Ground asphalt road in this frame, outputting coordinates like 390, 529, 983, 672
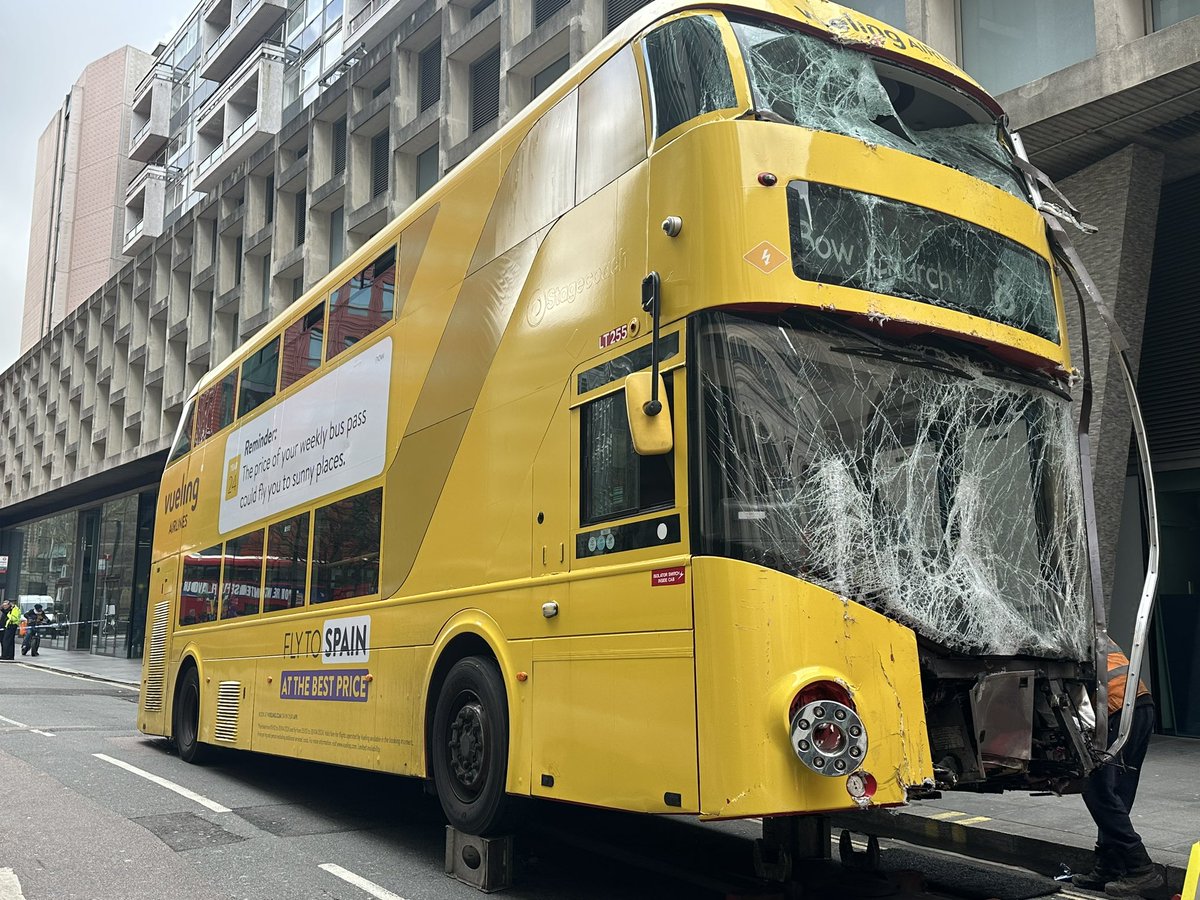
0, 662, 1081, 900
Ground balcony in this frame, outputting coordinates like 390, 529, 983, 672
345, 0, 416, 49
200, 0, 289, 83
195, 43, 286, 192
123, 164, 169, 255
129, 63, 174, 161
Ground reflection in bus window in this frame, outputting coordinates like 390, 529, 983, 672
180, 545, 221, 625
311, 489, 382, 602
264, 513, 310, 612
195, 372, 237, 444
580, 376, 675, 525
221, 530, 265, 619
643, 16, 737, 137
281, 303, 325, 390
168, 401, 196, 464
327, 248, 396, 361
239, 338, 280, 418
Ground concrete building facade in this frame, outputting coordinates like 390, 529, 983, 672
1, 0, 1198, 732
21, 45, 154, 354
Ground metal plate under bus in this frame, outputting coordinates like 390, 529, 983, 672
445, 827, 513, 893
969, 670, 1035, 774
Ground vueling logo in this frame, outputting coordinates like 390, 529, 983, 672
164, 475, 201, 514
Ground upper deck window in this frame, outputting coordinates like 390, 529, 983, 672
729, 16, 1025, 197
239, 337, 280, 418
194, 371, 237, 445
281, 302, 324, 390
326, 247, 396, 362
643, 16, 737, 137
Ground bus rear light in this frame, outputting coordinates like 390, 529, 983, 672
846, 771, 877, 802
790, 693, 868, 777
789, 680, 856, 722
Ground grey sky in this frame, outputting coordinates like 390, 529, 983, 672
0, 2, 184, 373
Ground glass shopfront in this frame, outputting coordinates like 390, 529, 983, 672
0, 487, 157, 659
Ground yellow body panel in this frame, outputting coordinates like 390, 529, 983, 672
139, 0, 1066, 824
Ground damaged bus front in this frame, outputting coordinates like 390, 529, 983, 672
642, 1, 1158, 798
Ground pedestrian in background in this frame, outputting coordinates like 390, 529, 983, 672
0, 599, 20, 660
1072, 639, 1162, 896
21, 603, 45, 657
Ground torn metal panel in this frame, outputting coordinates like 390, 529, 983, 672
695, 313, 1092, 660
730, 17, 1025, 196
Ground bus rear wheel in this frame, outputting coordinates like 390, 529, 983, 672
174, 667, 210, 764
431, 656, 511, 835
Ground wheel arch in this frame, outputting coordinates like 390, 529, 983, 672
168, 646, 205, 740
422, 612, 519, 785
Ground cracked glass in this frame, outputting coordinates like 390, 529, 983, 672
729, 16, 1026, 197
788, 181, 1059, 341
694, 312, 1091, 659
643, 15, 737, 137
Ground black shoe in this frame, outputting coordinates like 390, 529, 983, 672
1104, 866, 1164, 896
20, 649, 27, 656
1073, 867, 1119, 890
30, 652, 39, 657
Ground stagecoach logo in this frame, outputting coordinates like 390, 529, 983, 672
281, 615, 371, 664
526, 247, 627, 327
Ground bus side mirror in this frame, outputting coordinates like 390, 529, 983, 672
625, 372, 672, 455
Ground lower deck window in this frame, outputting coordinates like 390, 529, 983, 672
180, 545, 221, 626
311, 488, 383, 602
221, 530, 265, 619
264, 512, 310, 612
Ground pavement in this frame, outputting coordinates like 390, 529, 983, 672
8, 647, 1198, 891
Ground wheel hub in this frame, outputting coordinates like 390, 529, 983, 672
448, 700, 485, 789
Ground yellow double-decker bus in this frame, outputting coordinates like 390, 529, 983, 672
140, 0, 1116, 836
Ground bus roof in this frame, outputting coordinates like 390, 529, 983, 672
190, 0, 998, 401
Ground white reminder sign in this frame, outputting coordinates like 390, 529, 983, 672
218, 337, 392, 535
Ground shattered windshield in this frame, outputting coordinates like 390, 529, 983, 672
694, 312, 1091, 659
729, 16, 1025, 197
788, 181, 1059, 341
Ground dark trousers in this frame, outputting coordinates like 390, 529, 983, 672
21, 626, 40, 655
0, 624, 16, 660
1082, 701, 1155, 858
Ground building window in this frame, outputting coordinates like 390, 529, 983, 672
840, 0, 904, 26
959, 0, 1096, 95
265, 174, 275, 223
329, 206, 345, 267
332, 119, 347, 177
416, 144, 439, 197
535, 0, 570, 27
1151, 0, 1200, 29
470, 0, 496, 17
419, 40, 441, 111
605, 0, 652, 33
533, 54, 570, 97
294, 192, 307, 247
471, 47, 501, 132
371, 131, 389, 199
260, 252, 272, 311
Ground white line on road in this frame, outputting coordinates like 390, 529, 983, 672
18, 664, 138, 690
0, 714, 29, 728
319, 863, 408, 900
28, 729, 55, 737
93, 753, 230, 813
0, 867, 26, 900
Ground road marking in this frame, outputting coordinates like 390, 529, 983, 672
0, 867, 26, 900
929, 810, 966, 820
319, 864, 407, 900
18, 664, 138, 691
0, 715, 29, 729
93, 753, 230, 813
0, 715, 53, 737
28, 729, 55, 738
955, 815, 991, 825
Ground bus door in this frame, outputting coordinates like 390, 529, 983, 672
529, 334, 699, 813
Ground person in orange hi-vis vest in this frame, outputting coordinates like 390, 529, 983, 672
1072, 639, 1162, 897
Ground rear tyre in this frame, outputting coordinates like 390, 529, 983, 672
173, 667, 211, 764
431, 656, 511, 835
